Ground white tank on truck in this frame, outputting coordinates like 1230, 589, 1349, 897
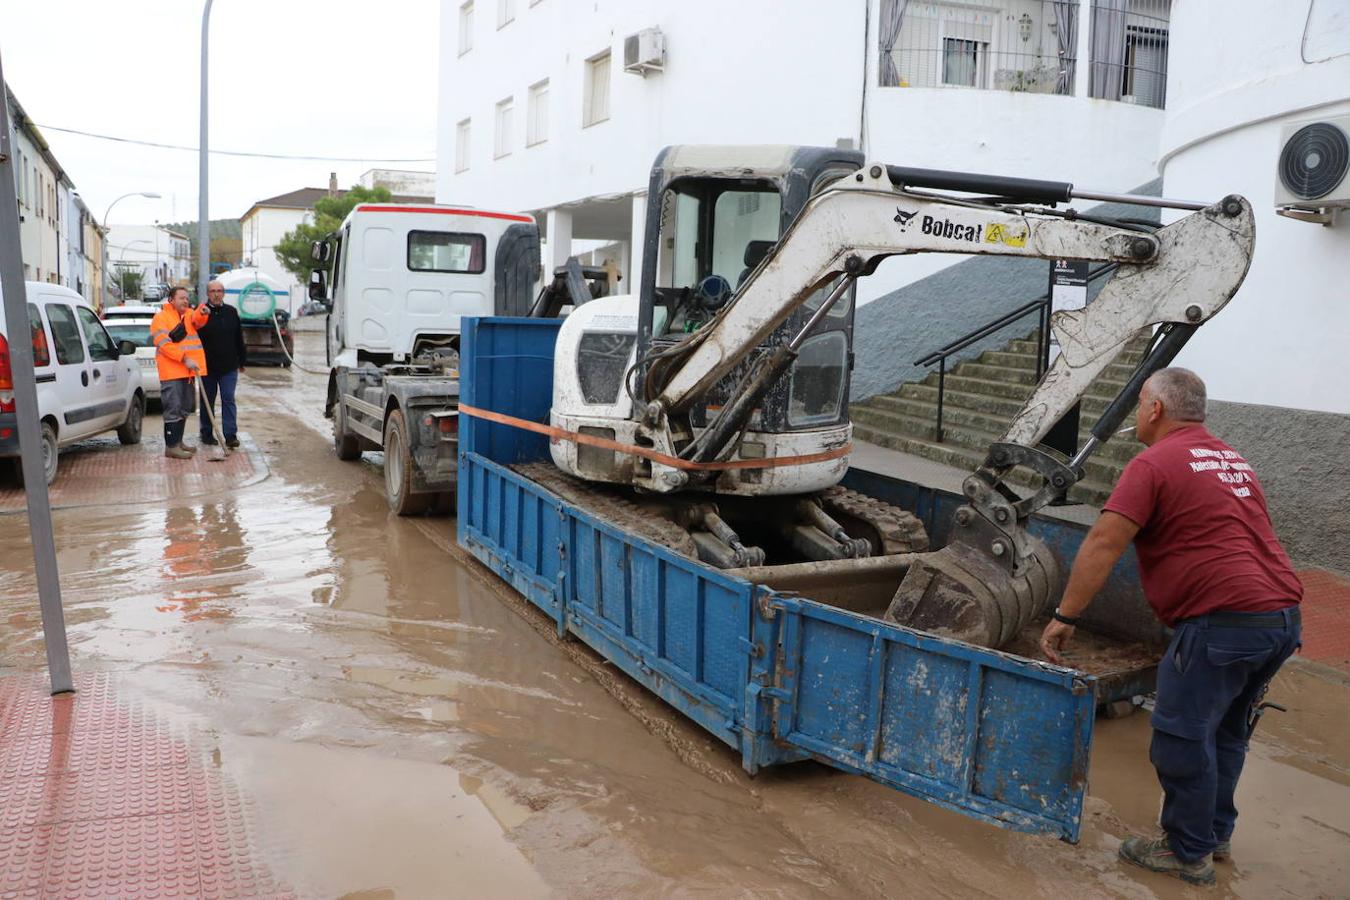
212, 268, 295, 366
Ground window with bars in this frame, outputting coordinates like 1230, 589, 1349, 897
527, 80, 549, 146
583, 51, 611, 127
494, 97, 514, 158
455, 118, 472, 172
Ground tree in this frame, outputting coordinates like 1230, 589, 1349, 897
273, 185, 393, 283
116, 269, 143, 301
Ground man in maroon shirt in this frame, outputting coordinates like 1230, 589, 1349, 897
1040, 368, 1301, 886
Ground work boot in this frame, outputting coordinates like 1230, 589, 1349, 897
1213, 840, 1232, 862
182, 443, 198, 455
225, 435, 240, 450
1119, 835, 1216, 885
164, 445, 193, 460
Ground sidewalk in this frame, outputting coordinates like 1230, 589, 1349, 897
0, 672, 293, 899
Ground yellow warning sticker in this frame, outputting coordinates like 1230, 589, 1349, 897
985, 223, 1029, 248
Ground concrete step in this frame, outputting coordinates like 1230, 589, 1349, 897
954, 362, 1040, 385
851, 408, 1124, 486
853, 426, 1115, 506
886, 385, 1027, 419
979, 349, 1039, 370
937, 374, 1037, 401
857, 395, 1011, 434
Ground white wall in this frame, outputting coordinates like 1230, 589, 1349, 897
106, 225, 192, 289
241, 207, 309, 295
1161, 1, 1350, 414
437, 0, 1171, 310
436, 0, 865, 214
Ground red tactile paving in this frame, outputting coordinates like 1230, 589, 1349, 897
1297, 568, 1350, 672
0, 435, 266, 515
0, 672, 295, 899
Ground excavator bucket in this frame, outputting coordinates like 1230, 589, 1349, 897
885, 516, 1060, 649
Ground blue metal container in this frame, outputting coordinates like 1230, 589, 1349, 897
457, 317, 1154, 843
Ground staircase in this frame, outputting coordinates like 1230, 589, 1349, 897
850, 330, 1153, 506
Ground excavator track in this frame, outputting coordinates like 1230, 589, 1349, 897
818, 485, 930, 556
513, 463, 699, 558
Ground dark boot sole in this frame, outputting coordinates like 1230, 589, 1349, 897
1120, 848, 1216, 885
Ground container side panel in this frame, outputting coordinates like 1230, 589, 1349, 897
459, 317, 562, 465
629, 550, 662, 652
702, 582, 750, 703
599, 531, 629, 632
661, 565, 700, 679
792, 618, 873, 756
879, 649, 970, 787
973, 670, 1086, 819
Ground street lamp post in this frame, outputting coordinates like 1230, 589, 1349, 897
198, 0, 215, 305
102, 191, 160, 307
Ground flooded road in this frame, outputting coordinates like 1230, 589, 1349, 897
2, 330, 1348, 898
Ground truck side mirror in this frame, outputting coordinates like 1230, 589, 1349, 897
308, 269, 329, 303
310, 240, 331, 263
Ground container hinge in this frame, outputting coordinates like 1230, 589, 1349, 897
758, 686, 792, 702
738, 637, 763, 659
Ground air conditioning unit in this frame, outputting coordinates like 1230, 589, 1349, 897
623, 28, 665, 76
1274, 116, 1350, 224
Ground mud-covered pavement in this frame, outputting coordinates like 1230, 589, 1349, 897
2, 331, 1348, 899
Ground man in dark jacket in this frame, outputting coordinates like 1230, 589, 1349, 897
196, 280, 247, 449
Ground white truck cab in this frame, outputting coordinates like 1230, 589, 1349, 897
314, 204, 540, 514
319, 204, 540, 370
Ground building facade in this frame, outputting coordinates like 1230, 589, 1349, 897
1159, 0, 1350, 572
5, 83, 105, 308
105, 225, 191, 297
436, 0, 1170, 303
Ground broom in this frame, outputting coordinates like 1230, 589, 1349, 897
195, 376, 228, 462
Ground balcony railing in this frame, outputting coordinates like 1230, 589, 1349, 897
878, 0, 1170, 109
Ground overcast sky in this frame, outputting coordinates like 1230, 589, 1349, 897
2, 0, 440, 228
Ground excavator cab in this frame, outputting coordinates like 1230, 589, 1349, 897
636, 146, 866, 450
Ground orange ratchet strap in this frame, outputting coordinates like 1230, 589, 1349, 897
457, 404, 851, 472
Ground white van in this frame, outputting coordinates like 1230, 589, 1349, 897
0, 282, 146, 484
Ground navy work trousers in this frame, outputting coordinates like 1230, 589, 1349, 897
199, 369, 239, 442
1149, 607, 1300, 862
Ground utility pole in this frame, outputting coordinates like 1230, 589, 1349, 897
198, 0, 214, 304
0, 51, 73, 694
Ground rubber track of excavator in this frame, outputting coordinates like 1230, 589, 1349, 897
513, 462, 699, 557
818, 485, 931, 556
515, 463, 930, 565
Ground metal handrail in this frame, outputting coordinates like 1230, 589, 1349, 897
911, 263, 1117, 443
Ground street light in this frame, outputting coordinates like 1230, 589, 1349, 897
101, 191, 161, 310
198, 0, 215, 306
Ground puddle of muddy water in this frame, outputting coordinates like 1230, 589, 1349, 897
3, 330, 1349, 898
217, 734, 550, 898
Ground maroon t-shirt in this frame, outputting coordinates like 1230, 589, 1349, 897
1103, 424, 1302, 625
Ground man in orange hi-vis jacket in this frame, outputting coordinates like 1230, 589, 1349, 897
150, 286, 210, 459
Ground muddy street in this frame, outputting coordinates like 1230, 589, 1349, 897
2, 330, 1348, 899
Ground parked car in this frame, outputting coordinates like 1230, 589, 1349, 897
0, 282, 146, 484
142, 283, 166, 302
101, 304, 161, 401
296, 300, 327, 317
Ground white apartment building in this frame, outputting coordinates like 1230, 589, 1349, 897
106, 225, 191, 294
437, 0, 1170, 302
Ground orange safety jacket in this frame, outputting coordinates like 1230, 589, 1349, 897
151, 303, 210, 382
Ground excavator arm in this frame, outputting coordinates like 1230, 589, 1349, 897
637, 163, 1254, 501
630, 162, 1254, 648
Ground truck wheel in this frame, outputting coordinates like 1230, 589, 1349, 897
117, 394, 145, 445
384, 409, 429, 516
333, 401, 362, 460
